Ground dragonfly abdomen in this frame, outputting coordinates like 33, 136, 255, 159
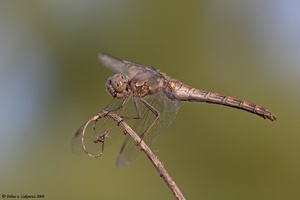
169, 80, 277, 121
203, 92, 276, 121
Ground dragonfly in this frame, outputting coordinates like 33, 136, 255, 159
72, 53, 277, 168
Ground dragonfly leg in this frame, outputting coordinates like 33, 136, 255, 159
120, 96, 141, 120
138, 98, 160, 142
113, 96, 143, 128
105, 96, 129, 112
105, 96, 142, 128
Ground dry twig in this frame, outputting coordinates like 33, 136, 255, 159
108, 112, 185, 200
81, 111, 186, 200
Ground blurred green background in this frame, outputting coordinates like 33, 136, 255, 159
1, 1, 299, 200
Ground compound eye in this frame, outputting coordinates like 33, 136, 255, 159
109, 74, 127, 93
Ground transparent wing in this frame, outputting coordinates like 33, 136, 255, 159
116, 91, 181, 168
99, 53, 148, 79
71, 96, 154, 157
71, 98, 135, 157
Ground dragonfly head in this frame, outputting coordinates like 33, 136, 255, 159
106, 74, 128, 99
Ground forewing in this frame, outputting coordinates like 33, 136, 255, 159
99, 53, 146, 79
71, 95, 152, 157
71, 98, 130, 157
116, 91, 181, 168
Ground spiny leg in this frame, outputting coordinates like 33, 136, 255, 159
105, 96, 129, 113
120, 96, 141, 120
138, 97, 160, 142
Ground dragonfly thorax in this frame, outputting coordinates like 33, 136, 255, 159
106, 74, 128, 99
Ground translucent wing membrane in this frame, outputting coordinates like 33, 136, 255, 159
115, 92, 180, 168
71, 99, 127, 157
71, 118, 122, 157
71, 92, 180, 167
99, 53, 146, 80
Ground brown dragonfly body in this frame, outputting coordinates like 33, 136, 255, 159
73, 53, 277, 168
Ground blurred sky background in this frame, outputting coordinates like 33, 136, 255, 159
0, 1, 299, 200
